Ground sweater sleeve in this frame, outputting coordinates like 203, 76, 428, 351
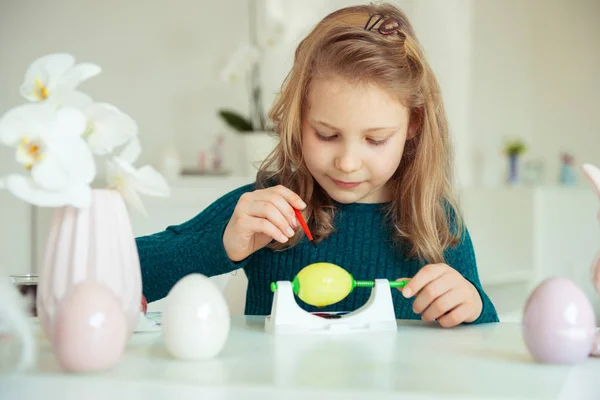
444, 225, 500, 324
136, 184, 255, 303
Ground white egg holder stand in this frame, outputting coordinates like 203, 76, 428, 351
265, 279, 398, 335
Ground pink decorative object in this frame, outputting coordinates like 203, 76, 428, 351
198, 151, 206, 172
37, 189, 142, 340
523, 277, 596, 364
561, 152, 575, 166
211, 135, 225, 171
52, 281, 127, 372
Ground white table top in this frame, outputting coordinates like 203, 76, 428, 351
2, 316, 600, 400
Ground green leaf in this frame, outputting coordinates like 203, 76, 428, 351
218, 110, 253, 132
504, 140, 527, 155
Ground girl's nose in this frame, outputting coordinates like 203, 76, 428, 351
334, 146, 362, 173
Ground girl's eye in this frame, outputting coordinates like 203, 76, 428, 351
368, 138, 388, 146
316, 132, 337, 141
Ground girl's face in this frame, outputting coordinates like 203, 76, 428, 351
301, 76, 410, 204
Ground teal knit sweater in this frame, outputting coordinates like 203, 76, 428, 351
136, 183, 499, 324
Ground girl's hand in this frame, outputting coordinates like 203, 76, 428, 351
398, 264, 483, 328
223, 185, 307, 262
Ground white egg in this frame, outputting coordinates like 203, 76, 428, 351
162, 273, 231, 360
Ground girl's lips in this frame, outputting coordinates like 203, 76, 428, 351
331, 178, 361, 189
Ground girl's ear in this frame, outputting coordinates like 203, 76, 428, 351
407, 123, 418, 140
407, 107, 423, 140
583, 164, 600, 198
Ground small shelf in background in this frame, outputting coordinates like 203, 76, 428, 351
180, 168, 232, 177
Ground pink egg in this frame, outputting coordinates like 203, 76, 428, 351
523, 276, 596, 364
52, 281, 128, 372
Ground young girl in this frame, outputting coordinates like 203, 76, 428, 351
137, 3, 499, 327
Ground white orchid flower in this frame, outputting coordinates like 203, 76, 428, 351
57, 93, 139, 155
2, 175, 92, 208
119, 136, 141, 163
106, 139, 170, 215
220, 45, 260, 84
265, 0, 284, 22
0, 103, 95, 208
259, 22, 285, 48
19, 53, 101, 105
260, 0, 285, 48
84, 103, 138, 155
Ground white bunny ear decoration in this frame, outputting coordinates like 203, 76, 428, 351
0, 277, 36, 372
583, 163, 600, 299
582, 163, 600, 198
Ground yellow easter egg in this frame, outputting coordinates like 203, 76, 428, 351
295, 263, 354, 307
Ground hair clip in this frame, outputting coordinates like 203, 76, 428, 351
364, 14, 402, 36
364, 14, 385, 31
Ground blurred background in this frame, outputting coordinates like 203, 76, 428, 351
1, 0, 599, 321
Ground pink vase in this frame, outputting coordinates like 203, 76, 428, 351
37, 189, 141, 340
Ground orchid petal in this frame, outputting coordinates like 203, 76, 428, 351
51, 137, 96, 184
52, 107, 87, 139
119, 138, 141, 164
265, 0, 284, 21
120, 184, 147, 216
85, 103, 138, 155
110, 156, 138, 176
58, 63, 101, 91
0, 103, 55, 146
131, 165, 170, 197
4, 174, 91, 208
62, 91, 94, 111
220, 45, 259, 83
105, 157, 169, 214
105, 158, 146, 215
110, 158, 170, 196
105, 158, 120, 183
259, 22, 285, 48
19, 53, 75, 102
31, 152, 69, 190
15, 143, 38, 166
63, 183, 93, 208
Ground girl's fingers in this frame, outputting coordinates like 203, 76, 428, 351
402, 264, 446, 299
250, 190, 299, 229
411, 272, 453, 314
420, 289, 463, 322
271, 185, 307, 210
245, 201, 296, 238
243, 215, 289, 243
437, 304, 471, 328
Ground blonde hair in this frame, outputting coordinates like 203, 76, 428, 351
257, 3, 463, 264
